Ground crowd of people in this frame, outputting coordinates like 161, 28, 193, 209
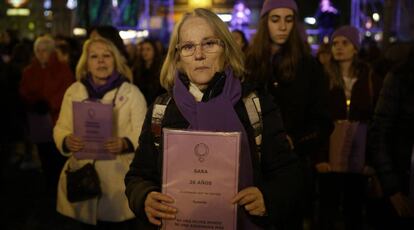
1, 0, 413, 229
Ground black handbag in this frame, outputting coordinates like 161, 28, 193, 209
66, 161, 102, 203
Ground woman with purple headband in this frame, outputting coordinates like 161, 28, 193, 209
318, 25, 382, 230
246, 0, 333, 228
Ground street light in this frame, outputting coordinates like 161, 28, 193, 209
189, 0, 212, 8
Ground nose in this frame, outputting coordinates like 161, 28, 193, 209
279, 20, 287, 31
194, 45, 205, 60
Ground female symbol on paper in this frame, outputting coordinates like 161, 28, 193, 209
194, 143, 209, 162
88, 108, 96, 119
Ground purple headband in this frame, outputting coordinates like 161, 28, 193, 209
331, 25, 361, 49
260, 0, 298, 17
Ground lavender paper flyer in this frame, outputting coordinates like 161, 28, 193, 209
162, 129, 240, 230
72, 101, 114, 160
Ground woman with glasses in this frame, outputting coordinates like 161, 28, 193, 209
125, 8, 304, 230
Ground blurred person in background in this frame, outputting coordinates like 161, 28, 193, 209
317, 25, 382, 230
316, 43, 331, 66
132, 39, 165, 106
0, 29, 19, 63
89, 25, 130, 66
231, 29, 249, 53
3, 41, 36, 169
19, 35, 74, 206
368, 45, 414, 230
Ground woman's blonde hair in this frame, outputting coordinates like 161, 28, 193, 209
160, 8, 245, 91
76, 37, 132, 81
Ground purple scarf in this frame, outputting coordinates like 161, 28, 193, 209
173, 69, 262, 230
83, 71, 126, 100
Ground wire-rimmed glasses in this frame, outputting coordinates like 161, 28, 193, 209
176, 38, 224, 57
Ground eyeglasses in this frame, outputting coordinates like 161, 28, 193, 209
176, 39, 224, 57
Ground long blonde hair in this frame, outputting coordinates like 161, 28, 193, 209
76, 37, 132, 81
160, 8, 245, 91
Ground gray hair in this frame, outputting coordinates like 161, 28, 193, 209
34, 35, 55, 52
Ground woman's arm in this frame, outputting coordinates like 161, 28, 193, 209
260, 94, 305, 227
124, 104, 163, 221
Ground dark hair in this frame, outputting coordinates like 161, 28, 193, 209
89, 25, 129, 61
11, 41, 33, 65
231, 29, 249, 52
324, 52, 369, 90
133, 39, 163, 82
246, 12, 307, 84
56, 43, 70, 56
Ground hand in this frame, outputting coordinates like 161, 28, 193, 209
231, 186, 266, 216
315, 162, 331, 173
104, 137, 126, 154
144, 191, 177, 226
65, 134, 84, 152
390, 192, 414, 217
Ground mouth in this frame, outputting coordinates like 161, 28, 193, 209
276, 35, 288, 39
97, 67, 108, 71
194, 66, 209, 71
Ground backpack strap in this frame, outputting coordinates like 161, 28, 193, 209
150, 92, 263, 156
243, 92, 263, 159
151, 94, 172, 148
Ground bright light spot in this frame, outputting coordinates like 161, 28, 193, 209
389, 37, 397, 43
119, 30, 137, 40
137, 30, 149, 38
119, 30, 149, 40
7, 0, 28, 8
73, 27, 87, 36
307, 36, 315, 44
217, 14, 232, 22
372, 13, 380, 22
66, 0, 77, 10
44, 10, 52, 17
43, 0, 51, 9
189, 0, 212, 8
304, 17, 316, 25
112, 0, 118, 7
365, 19, 373, 29
374, 33, 382, 41
323, 36, 329, 44
28, 22, 35, 30
7, 8, 30, 16
365, 31, 372, 37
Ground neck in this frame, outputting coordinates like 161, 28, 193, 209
92, 76, 107, 86
271, 43, 281, 55
145, 60, 153, 68
339, 60, 352, 78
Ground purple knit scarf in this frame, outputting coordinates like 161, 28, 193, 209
84, 71, 126, 100
173, 69, 262, 230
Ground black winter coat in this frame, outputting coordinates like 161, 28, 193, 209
368, 62, 414, 197
267, 56, 333, 163
125, 86, 304, 229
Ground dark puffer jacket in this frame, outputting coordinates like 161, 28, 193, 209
125, 83, 304, 229
368, 60, 414, 197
